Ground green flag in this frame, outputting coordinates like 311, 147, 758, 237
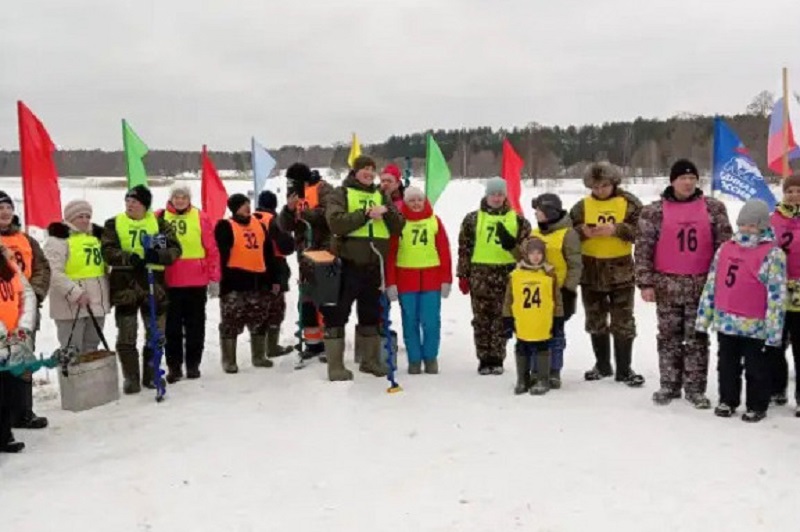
122, 119, 149, 189
425, 133, 451, 206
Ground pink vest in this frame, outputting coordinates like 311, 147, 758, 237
714, 241, 772, 319
770, 211, 800, 279
654, 198, 714, 275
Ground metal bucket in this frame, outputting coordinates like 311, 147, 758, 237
58, 350, 120, 412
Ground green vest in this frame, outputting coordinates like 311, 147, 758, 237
164, 208, 205, 260
346, 188, 389, 239
65, 233, 106, 280
397, 216, 440, 269
115, 212, 164, 271
471, 210, 518, 265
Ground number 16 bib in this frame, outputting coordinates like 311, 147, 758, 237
654, 198, 713, 275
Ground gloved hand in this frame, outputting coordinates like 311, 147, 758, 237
144, 248, 160, 265
386, 285, 399, 302
458, 277, 470, 295
695, 330, 709, 342
12, 328, 34, 351
495, 223, 518, 251
503, 317, 515, 340
129, 253, 145, 271
561, 288, 577, 321
207, 282, 220, 299
440, 283, 452, 299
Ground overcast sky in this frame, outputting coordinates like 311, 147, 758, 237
1, 0, 799, 151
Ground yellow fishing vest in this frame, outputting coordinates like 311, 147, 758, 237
531, 227, 568, 287
472, 210, 518, 265
65, 232, 106, 280
397, 216, 440, 269
115, 212, 164, 271
164, 208, 205, 260
346, 189, 389, 239
510, 268, 555, 342
581, 196, 632, 259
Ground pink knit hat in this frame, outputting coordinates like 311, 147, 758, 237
63, 199, 92, 223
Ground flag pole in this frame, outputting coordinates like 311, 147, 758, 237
782, 67, 791, 178
122, 119, 131, 190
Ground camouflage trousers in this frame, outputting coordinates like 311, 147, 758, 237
219, 290, 270, 338
116, 304, 167, 368
581, 286, 636, 339
656, 301, 709, 394
469, 270, 510, 364
266, 291, 287, 328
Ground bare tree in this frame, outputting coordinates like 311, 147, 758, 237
746, 90, 775, 117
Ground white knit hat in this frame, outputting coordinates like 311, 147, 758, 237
404, 186, 425, 201
63, 199, 92, 222
169, 183, 192, 200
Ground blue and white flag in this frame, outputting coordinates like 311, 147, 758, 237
712, 117, 776, 210
252, 137, 276, 195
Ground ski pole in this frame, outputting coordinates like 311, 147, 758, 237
368, 222, 402, 393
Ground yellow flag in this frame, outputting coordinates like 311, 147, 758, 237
347, 132, 362, 168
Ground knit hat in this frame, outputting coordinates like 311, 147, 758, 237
532, 193, 562, 221
286, 163, 312, 183
669, 159, 699, 182
63, 199, 92, 223
227, 193, 250, 215
352, 156, 376, 173
169, 183, 192, 200
523, 237, 547, 259
485, 177, 507, 197
736, 199, 771, 231
0, 191, 14, 211
404, 186, 425, 201
125, 185, 153, 210
583, 162, 622, 188
783, 173, 800, 191
381, 164, 402, 182
257, 190, 278, 211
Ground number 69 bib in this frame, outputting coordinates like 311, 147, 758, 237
654, 198, 713, 275
714, 241, 771, 319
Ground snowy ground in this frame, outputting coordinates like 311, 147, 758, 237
1, 177, 799, 532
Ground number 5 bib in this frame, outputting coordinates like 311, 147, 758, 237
714, 241, 772, 319
654, 198, 713, 275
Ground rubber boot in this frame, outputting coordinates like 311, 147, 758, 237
585, 334, 613, 381
358, 329, 388, 377
514, 354, 530, 395
119, 350, 141, 394
166, 365, 183, 384
221, 337, 239, 374
408, 362, 422, 375
267, 327, 294, 358
423, 359, 439, 374
251, 334, 273, 368
613, 336, 644, 387
325, 331, 353, 381
530, 351, 551, 395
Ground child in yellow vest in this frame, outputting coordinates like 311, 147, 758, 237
502, 238, 561, 395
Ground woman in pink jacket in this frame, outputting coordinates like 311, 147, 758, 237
156, 184, 221, 382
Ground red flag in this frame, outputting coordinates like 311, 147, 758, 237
501, 138, 524, 215
17, 101, 61, 228
201, 145, 227, 220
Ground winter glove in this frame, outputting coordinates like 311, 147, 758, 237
503, 317, 515, 340
695, 330, 709, 342
386, 285, 399, 302
440, 283, 452, 299
458, 277, 470, 295
144, 248, 160, 265
207, 282, 220, 299
561, 288, 577, 321
128, 253, 145, 271
495, 223, 518, 251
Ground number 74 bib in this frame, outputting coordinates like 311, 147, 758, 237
397, 216, 440, 269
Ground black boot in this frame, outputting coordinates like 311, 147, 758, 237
1, 437, 25, 453
585, 334, 613, 381
514, 354, 530, 395
12, 380, 48, 430
613, 336, 644, 387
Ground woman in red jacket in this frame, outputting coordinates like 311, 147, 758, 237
387, 187, 452, 374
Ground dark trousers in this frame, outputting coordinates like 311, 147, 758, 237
773, 311, 800, 400
0, 372, 17, 445
322, 262, 381, 329
717, 333, 771, 412
165, 287, 208, 371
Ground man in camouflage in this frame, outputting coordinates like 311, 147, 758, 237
636, 160, 732, 407
571, 162, 644, 386
457, 177, 532, 375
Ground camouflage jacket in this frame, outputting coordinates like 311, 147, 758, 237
635, 187, 732, 304
570, 188, 642, 290
278, 179, 336, 253
531, 212, 583, 293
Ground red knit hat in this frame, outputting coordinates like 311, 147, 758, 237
381, 164, 402, 181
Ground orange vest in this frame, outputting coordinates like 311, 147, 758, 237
0, 270, 23, 332
254, 212, 285, 259
300, 183, 320, 210
0, 233, 33, 280
227, 217, 266, 272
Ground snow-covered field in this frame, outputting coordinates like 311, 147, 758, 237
1, 176, 798, 532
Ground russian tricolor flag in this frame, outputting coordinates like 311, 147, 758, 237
767, 97, 800, 175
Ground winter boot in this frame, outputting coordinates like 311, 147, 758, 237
357, 327, 388, 377
267, 327, 294, 358
771, 392, 789, 406
251, 334, 274, 368
685, 392, 712, 410
714, 403, 735, 418
325, 330, 353, 381
0, 439, 25, 453
221, 337, 239, 374
166, 365, 183, 384
514, 354, 531, 395
408, 362, 422, 375
742, 410, 767, 423
585, 334, 614, 381
549, 369, 562, 390
423, 359, 439, 375
613, 336, 644, 387
530, 351, 552, 395
652, 388, 681, 406
185, 366, 201, 379
119, 350, 141, 394
12, 379, 48, 430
